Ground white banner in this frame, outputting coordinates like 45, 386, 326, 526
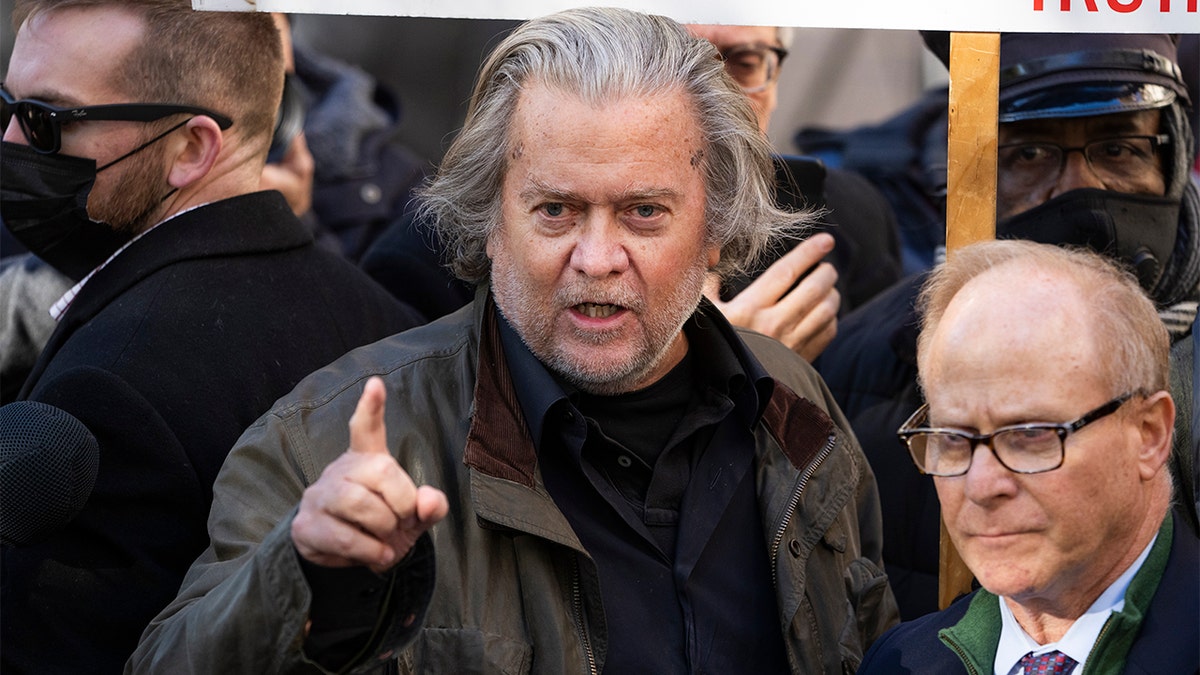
193, 0, 1198, 32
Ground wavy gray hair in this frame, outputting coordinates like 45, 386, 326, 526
417, 6, 807, 284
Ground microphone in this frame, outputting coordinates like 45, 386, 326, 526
1, 401, 99, 546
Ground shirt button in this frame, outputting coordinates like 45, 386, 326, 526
617, 455, 632, 468
788, 539, 803, 558
360, 183, 383, 204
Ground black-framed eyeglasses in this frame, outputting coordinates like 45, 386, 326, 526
718, 43, 788, 94
897, 393, 1137, 477
997, 134, 1168, 193
1, 85, 233, 155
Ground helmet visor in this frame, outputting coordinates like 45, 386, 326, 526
1000, 82, 1177, 123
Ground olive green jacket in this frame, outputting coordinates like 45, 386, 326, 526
129, 292, 899, 674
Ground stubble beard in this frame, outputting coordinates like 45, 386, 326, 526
90, 138, 170, 235
492, 257, 709, 396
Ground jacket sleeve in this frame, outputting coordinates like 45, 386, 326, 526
766, 334, 891, 570
803, 362, 901, 651
126, 408, 436, 674
740, 328, 901, 660
820, 365, 902, 649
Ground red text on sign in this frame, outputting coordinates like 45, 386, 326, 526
1034, 0, 1196, 11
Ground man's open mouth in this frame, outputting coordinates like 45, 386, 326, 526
576, 303, 620, 319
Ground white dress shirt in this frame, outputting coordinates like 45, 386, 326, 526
994, 534, 1157, 675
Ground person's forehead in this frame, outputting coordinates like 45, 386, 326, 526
509, 83, 702, 150
503, 84, 708, 210
925, 268, 1108, 424
930, 264, 1098, 372
999, 108, 1161, 140
686, 24, 778, 49
953, 263, 1086, 322
8, 5, 143, 104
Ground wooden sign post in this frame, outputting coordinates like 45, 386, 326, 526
938, 30, 1001, 609
946, 32, 999, 252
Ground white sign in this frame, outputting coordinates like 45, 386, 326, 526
193, 0, 1198, 32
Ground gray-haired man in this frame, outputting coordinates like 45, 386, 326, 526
131, 7, 897, 674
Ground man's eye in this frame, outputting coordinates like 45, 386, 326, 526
1002, 427, 1059, 451
1014, 144, 1055, 163
928, 433, 972, 454
1093, 141, 1145, 161
998, 144, 1059, 175
633, 204, 658, 218
541, 203, 565, 217
727, 54, 763, 74
1099, 142, 1128, 156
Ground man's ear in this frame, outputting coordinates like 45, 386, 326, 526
165, 115, 224, 189
1134, 390, 1175, 481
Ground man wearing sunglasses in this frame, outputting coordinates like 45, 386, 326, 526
858, 240, 1197, 674
0, 1, 421, 672
814, 32, 1200, 621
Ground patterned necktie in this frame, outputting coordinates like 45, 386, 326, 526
1019, 650, 1078, 675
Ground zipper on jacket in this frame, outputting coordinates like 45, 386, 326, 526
1083, 613, 1117, 670
942, 635, 983, 675
769, 432, 836, 589
571, 558, 599, 675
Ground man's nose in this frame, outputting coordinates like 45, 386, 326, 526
570, 213, 629, 278
1052, 148, 1106, 196
2, 122, 29, 146
961, 441, 1019, 503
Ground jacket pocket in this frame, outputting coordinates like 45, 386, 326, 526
395, 627, 532, 675
840, 555, 896, 663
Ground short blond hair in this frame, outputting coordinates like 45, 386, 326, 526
14, 0, 283, 153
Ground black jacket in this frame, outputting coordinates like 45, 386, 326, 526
1, 191, 422, 674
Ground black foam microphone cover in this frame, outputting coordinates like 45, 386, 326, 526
1, 401, 99, 546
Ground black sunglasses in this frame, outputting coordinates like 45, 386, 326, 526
1, 85, 233, 155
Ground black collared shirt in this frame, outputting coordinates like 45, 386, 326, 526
498, 302, 790, 674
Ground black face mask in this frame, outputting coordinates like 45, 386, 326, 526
1, 119, 186, 281
0, 142, 134, 281
997, 187, 1180, 293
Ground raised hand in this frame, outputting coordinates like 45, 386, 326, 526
705, 232, 840, 362
291, 377, 449, 574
